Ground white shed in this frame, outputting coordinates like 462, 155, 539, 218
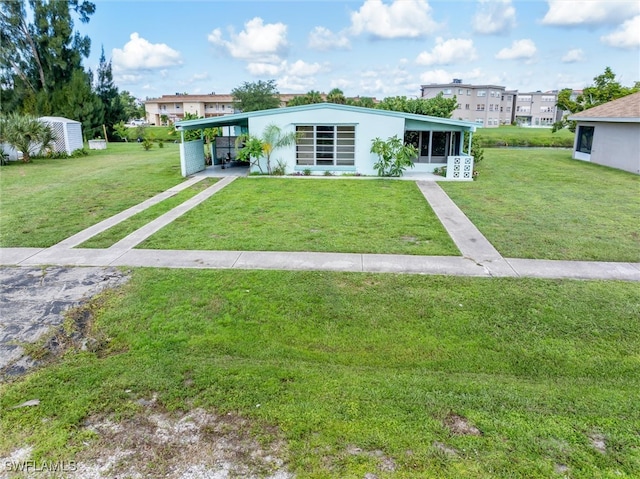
39, 116, 84, 155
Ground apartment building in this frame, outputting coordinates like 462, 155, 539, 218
420, 80, 562, 128
514, 91, 563, 126
144, 93, 303, 125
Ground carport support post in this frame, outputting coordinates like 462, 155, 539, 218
467, 131, 472, 155
179, 129, 186, 177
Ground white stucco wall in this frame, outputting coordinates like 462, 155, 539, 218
574, 121, 640, 174
247, 108, 405, 175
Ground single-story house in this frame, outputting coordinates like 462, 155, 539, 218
174, 103, 478, 180
568, 92, 640, 175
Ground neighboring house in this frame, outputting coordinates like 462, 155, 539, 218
175, 103, 477, 180
144, 93, 307, 125
568, 92, 640, 175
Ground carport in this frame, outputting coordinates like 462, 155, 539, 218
175, 112, 251, 176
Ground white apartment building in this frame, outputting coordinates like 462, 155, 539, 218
514, 91, 563, 126
420, 80, 562, 128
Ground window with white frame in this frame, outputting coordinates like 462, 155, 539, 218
458, 89, 465, 95
296, 125, 355, 166
477, 90, 486, 97
476, 104, 485, 111
518, 95, 531, 102
443, 88, 452, 95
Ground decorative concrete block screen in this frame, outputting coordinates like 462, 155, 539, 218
180, 139, 205, 176
446, 156, 474, 181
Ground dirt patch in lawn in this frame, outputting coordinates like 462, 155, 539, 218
1, 404, 293, 478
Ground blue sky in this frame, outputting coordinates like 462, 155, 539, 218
76, 0, 640, 100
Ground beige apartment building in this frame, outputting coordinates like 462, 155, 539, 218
144, 93, 303, 125
421, 80, 562, 128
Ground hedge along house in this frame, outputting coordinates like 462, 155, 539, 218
568, 92, 640, 175
174, 103, 477, 180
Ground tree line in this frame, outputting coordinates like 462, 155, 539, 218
230, 79, 460, 118
1, 0, 143, 141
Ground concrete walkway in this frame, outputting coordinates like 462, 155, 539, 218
1, 176, 639, 281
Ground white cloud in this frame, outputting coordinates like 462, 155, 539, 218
419, 69, 452, 85
112, 33, 182, 71
542, 0, 640, 26
288, 60, 324, 77
190, 72, 210, 81
561, 48, 585, 63
415, 38, 477, 66
246, 62, 282, 76
208, 17, 289, 63
277, 75, 317, 92
495, 39, 537, 60
350, 0, 440, 39
472, 0, 516, 34
601, 15, 640, 49
308, 26, 351, 51
330, 78, 354, 90
247, 59, 325, 79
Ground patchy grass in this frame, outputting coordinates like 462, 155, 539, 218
441, 148, 640, 261
0, 269, 638, 478
475, 126, 575, 148
138, 178, 460, 255
79, 178, 218, 249
0, 143, 183, 247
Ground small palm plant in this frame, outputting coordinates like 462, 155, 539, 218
0, 113, 56, 163
236, 124, 300, 174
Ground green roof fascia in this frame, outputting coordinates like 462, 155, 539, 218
175, 103, 477, 131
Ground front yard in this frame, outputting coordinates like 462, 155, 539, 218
137, 178, 459, 256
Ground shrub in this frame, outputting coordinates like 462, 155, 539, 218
370, 135, 417, 177
272, 159, 287, 176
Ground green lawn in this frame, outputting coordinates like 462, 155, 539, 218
1, 269, 638, 478
79, 177, 218, 248
0, 143, 184, 247
475, 126, 575, 148
138, 178, 460, 256
441, 149, 640, 262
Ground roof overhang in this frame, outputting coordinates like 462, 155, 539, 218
567, 116, 640, 123
175, 104, 477, 132
175, 112, 250, 131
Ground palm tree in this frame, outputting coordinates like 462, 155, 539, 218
305, 90, 324, 104
326, 88, 346, 104
236, 124, 300, 174
0, 113, 55, 163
